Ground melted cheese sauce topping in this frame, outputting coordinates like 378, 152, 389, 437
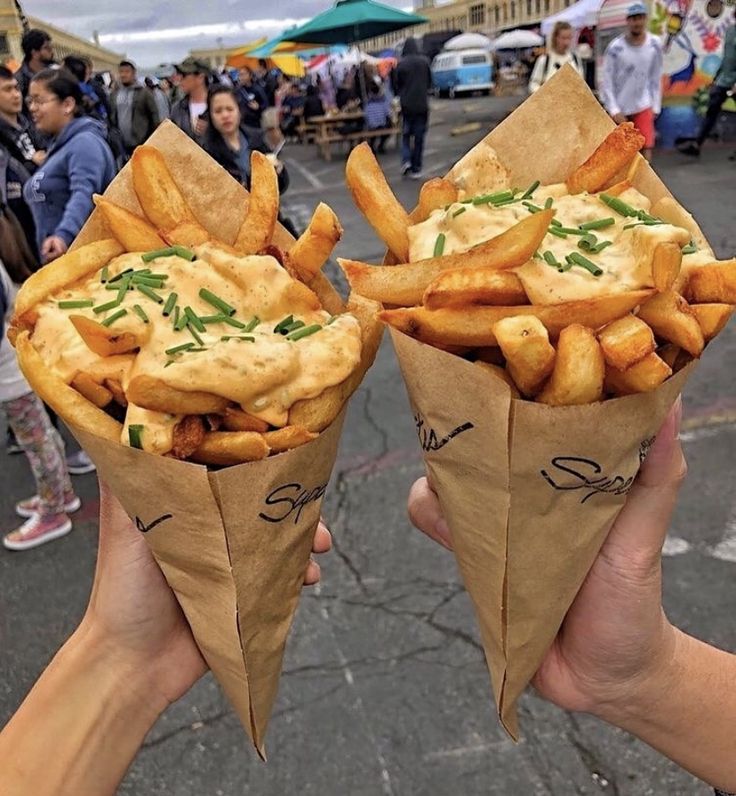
408, 184, 695, 304
32, 246, 362, 453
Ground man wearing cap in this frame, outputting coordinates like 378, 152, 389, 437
110, 61, 160, 156
169, 57, 210, 145
601, 3, 663, 160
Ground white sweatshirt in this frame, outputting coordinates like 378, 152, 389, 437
600, 32, 663, 117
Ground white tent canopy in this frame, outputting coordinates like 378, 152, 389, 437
541, 0, 604, 35
490, 29, 544, 49
443, 32, 494, 51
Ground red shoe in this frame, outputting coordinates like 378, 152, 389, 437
15, 493, 81, 519
3, 514, 72, 551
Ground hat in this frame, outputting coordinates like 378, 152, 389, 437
175, 57, 210, 75
626, 2, 648, 16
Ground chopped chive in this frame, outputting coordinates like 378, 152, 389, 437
101, 308, 128, 327
141, 247, 177, 262
544, 197, 553, 209
174, 308, 189, 331
139, 272, 167, 279
220, 335, 255, 342
282, 319, 305, 334
116, 280, 130, 304
187, 347, 208, 352
493, 197, 517, 207
326, 315, 337, 325
220, 315, 247, 329
592, 240, 613, 254
165, 342, 195, 355
549, 218, 562, 227
433, 233, 446, 257
199, 287, 235, 316
580, 217, 615, 230
187, 324, 204, 346
100, 266, 109, 283
164, 359, 176, 368
636, 209, 658, 223
128, 424, 144, 449
520, 180, 540, 200
172, 305, 181, 329
578, 233, 598, 252
93, 298, 123, 314
452, 207, 467, 218
108, 268, 134, 284
243, 316, 261, 332
623, 220, 664, 230
556, 227, 587, 236
199, 314, 247, 329
599, 193, 637, 217
522, 201, 542, 213
543, 250, 560, 267
136, 284, 164, 303
184, 306, 206, 332
533, 250, 542, 259
132, 304, 149, 323
131, 276, 166, 289
58, 299, 94, 309
682, 242, 697, 255
172, 245, 196, 261
567, 251, 603, 277
472, 189, 514, 205
548, 226, 568, 238
287, 323, 322, 341
162, 292, 178, 316
274, 315, 294, 333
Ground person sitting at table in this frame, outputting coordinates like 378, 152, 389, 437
280, 82, 304, 138
364, 78, 392, 154
303, 84, 324, 121
336, 70, 359, 111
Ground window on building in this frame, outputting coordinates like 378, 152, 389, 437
494, 5, 500, 24
544, 0, 550, 10
510, 0, 516, 19
535, 0, 540, 11
469, 3, 486, 25
526, 0, 532, 15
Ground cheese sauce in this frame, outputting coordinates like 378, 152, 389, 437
408, 185, 692, 304
32, 247, 362, 452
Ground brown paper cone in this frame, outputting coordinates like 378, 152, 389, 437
386, 67, 704, 739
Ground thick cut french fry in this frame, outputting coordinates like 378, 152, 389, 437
70, 315, 139, 357
474, 361, 520, 398
566, 123, 645, 194
288, 202, 343, 280
12, 239, 123, 322
14, 331, 122, 441
127, 375, 229, 415
690, 303, 734, 341
597, 314, 655, 371
652, 242, 682, 293
423, 268, 527, 309
263, 426, 318, 453
637, 290, 704, 356
658, 343, 680, 369
537, 325, 605, 406
687, 260, 736, 304
104, 378, 128, 406
340, 209, 553, 306
410, 178, 459, 223
605, 353, 672, 395
346, 142, 411, 262
93, 195, 167, 251
381, 290, 653, 347
223, 407, 270, 433
191, 431, 270, 466
288, 294, 383, 432
652, 197, 710, 251
130, 146, 209, 245
171, 415, 207, 459
493, 315, 556, 396
601, 179, 631, 197
234, 151, 279, 255
71, 372, 113, 408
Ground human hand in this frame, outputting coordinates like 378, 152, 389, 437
82, 481, 332, 712
408, 401, 685, 721
41, 235, 68, 263
194, 117, 208, 137
31, 149, 47, 166
612, 112, 627, 125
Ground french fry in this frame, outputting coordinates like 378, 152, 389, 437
423, 269, 528, 309
14, 331, 122, 441
70, 315, 139, 357
381, 290, 653, 347
340, 210, 553, 306
12, 239, 123, 321
127, 375, 229, 415
537, 325, 605, 406
474, 361, 520, 398
602, 179, 631, 197
287, 202, 343, 280
234, 151, 279, 255
658, 344, 681, 369
492, 316, 556, 396
411, 178, 459, 223
71, 372, 114, 408
346, 142, 411, 262
652, 197, 711, 251
597, 314, 655, 371
223, 407, 270, 433
130, 146, 209, 246
687, 260, 736, 304
191, 431, 270, 466
690, 303, 734, 341
104, 378, 128, 406
651, 242, 682, 293
171, 415, 207, 459
263, 426, 318, 453
566, 123, 645, 194
605, 353, 672, 395
637, 290, 704, 356
308, 272, 345, 316
93, 196, 167, 251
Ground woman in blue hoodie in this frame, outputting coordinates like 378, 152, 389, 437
23, 69, 114, 264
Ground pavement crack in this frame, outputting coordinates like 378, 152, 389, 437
143, 709, 230, 749
565, 714, 621, 794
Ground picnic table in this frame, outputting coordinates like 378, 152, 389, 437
310, 110, 401, 161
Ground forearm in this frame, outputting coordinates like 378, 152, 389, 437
0, 621, 163, 796
600, 629, 736, 791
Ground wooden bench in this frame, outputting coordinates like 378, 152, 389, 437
315, 126, 401, 161
296, 118, 319, 144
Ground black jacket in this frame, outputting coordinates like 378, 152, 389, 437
203, 126, 289, 193
236, 83, 268, 129
395, 37, 432, 116
0, 115, 43, 174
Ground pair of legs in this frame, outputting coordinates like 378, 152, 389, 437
369, 131, 389, 154
401, 112, 428, 176
676, 84, 730, 156
628, 107, 655, 161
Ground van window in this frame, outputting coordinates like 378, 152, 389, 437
461, 54, 488, 65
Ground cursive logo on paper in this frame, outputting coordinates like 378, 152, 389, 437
540, 456, 636, 504
414, 411, 475, 453
135, 513, 173, 534
638, 436, 656, 463
259, 482, 328, 524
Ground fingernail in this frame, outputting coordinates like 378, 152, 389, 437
436, 518, 453, 550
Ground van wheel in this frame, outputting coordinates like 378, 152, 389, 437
449, 86, 456, 99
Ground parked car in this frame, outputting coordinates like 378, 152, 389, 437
431, 48, 494, 98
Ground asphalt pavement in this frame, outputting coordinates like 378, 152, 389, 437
1, 95, 735, 795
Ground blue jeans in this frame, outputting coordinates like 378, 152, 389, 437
402, 112, 428, 173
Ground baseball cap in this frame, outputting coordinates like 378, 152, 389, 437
175, 57, 210, 75
626, 2, 648, 16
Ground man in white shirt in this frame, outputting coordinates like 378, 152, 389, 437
600, 3, 663, 160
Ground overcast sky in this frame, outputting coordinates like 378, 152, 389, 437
22, 0, 414, 69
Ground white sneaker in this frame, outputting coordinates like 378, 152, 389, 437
3, 514, 73, 551
16, 493, 81, 519
401, 161, 412, 176
66, 451, 96, 475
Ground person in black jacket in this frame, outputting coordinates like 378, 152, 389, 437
235, 66, 267, 135
394, 37, 432, 179
0, 66, 45, 174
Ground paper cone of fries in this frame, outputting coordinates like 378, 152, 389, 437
376, 68, 713, 738
11, 122, 381, 756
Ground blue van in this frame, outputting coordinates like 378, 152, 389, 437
431, 49, 494, 97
